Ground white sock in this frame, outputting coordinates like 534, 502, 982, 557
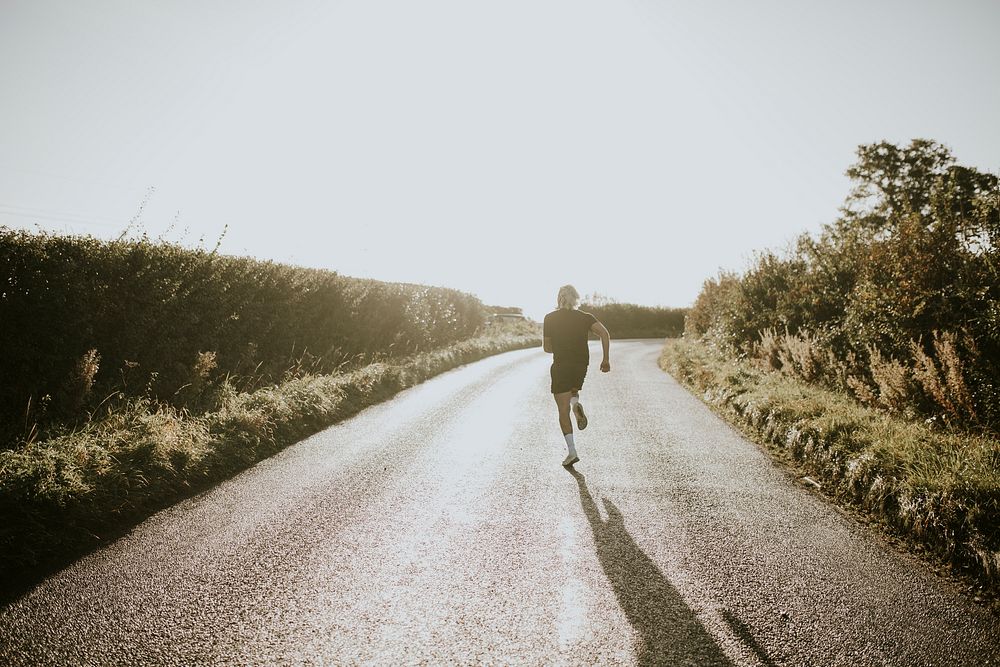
564, 432, 576, 453
569, 395, 579, 409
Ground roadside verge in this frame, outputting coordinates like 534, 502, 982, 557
660, 338, 999, 605
0, 330, 540, 597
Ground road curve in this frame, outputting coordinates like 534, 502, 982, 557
1, 341, 998, 666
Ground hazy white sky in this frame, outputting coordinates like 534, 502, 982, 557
2, 1, 998, 320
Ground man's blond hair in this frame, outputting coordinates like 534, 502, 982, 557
557, 284, 580, 310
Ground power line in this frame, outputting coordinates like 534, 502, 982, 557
0, 202, 127, 229
0, 164, 143, 195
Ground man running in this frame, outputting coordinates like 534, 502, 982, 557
543, 285, 611, 467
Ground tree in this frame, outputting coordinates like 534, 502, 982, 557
841, 139, 955, 235
582, 292, 618, 307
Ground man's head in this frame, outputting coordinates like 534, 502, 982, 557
557, 284, 580, 310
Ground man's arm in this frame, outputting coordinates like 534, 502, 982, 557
591, 321, 611, 372
543, 337, 553, 353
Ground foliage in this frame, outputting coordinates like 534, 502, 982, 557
684, 272, 742, 343
580, 301, 687, 339
0, 230, 487, 446
684, 139, 1000, 432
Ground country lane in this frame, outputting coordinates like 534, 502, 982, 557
1, 341, 998, 666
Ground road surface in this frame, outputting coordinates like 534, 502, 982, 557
2, 341, 998, 666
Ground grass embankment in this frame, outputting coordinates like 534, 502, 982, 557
660, 338, 1000, 601
0, 324, 540, 595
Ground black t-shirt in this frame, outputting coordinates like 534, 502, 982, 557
543, 309, 598, 365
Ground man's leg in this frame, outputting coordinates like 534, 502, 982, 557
553, 391, 578, 465
570, 388, 588, 430
554, 391, 573, 436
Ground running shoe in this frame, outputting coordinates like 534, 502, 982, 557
562, 452, 580, 467
573, 402, 588, 430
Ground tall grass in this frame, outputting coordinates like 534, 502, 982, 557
752, 327, 986, 430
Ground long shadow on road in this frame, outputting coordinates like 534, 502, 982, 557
569, 468, 732, 666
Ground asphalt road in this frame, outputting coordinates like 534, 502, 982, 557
2, 340, 998, 666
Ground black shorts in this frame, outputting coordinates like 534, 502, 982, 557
551, 362, 588, 394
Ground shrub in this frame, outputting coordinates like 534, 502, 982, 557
0, 229, 488, 446
684, 272, 742, 346
580, 301, 686, 339
683, 139, 1000, 433
63, 348, 101, 415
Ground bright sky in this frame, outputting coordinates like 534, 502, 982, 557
2, 1, 998, 320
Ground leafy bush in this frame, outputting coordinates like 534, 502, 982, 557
0, 230, 486, 446
580, 301, 686, 339
684, 272, 743, 344
684, 139, 1000, 432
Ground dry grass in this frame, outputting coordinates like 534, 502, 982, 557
750, 328, 987, 431
911, 332, 978, 427
866, 345, 914, 413
661, 337, 1000, 599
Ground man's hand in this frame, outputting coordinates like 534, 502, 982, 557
591, 322, 611, 374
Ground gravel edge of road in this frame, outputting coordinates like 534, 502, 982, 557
658, 337, 1000, 614
0, 332, 541, 602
